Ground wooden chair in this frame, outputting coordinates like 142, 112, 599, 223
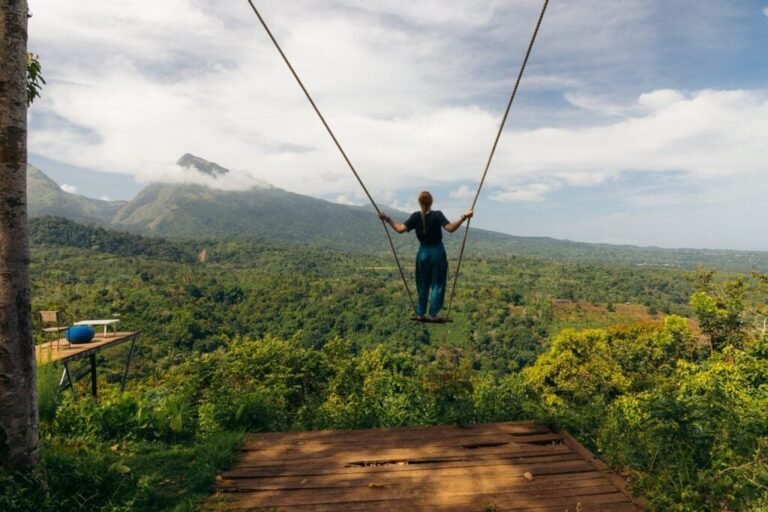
39, 310, 69, 348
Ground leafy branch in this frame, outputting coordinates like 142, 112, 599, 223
26, 52, 46, 106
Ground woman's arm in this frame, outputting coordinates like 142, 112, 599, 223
378, 212, 408, 234
444, 210, 474, 233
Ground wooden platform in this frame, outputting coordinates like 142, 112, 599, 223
36, 332, 140, 397
36, 332, 139, 365
210, 422, 643, 511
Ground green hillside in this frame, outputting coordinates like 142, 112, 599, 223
110, 182, 393, 248
26, 165, 125, 225
29, 216, 197, 263
26, 163, 768, 272
490, 235, 768, 272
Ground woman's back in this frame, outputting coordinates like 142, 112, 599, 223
404, 210, 449, 245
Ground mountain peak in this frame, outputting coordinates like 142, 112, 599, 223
176, 153, 229, 178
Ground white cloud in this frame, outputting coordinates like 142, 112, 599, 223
763, 7, 768, 17
132, 163, 271, 191
494, 89, 768, 185
100, 196, 111, 201
564, 93, 628, 116
449, 185, 474, 200
334, 194, 363, 206
554, 171, 610, 187
26, 2, 768, 208
490, 182, 561, 203
374, 189, 412, 212
637, 89, 688, 111
60, 183, 78, 194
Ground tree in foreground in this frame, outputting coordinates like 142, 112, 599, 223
0, 0, 38, 468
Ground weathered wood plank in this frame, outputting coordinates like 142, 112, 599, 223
217, 473, 610, 496
235, 434, 565, 467
223, 455, 581, 483
209, 499, 640, 512
240, 431, 556, 455
223, 449, 580, 478
234, 440, 570, 468
207, 422, 643, 511
241, 421, 549, 445
215, 482, 623, 503
214, 461, 597, 505
226, 457, 591, 482
210, 489, 633, 511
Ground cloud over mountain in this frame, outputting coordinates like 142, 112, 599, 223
25, 0, 768, 249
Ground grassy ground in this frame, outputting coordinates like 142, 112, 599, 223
2, 362, 242, 512
0, 432, 242, 512
550, 301, 661, 332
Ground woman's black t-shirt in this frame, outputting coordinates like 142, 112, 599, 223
404, 210, 449, 245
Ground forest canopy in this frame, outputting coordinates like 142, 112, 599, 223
3, 218, 768, 510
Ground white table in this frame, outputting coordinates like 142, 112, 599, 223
74, 319, 120, 337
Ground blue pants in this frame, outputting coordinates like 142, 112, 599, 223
415, 243, 448, 317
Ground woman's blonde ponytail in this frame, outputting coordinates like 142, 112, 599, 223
417, 191, 433, 235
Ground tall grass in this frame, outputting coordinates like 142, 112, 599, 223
37, 347, 62, 423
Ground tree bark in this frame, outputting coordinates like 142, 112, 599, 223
0, 0, 38, 468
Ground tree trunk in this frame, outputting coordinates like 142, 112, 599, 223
0, 0, 37, 468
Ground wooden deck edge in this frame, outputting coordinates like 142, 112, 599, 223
558, 430, 649, 510
241, 420, 547, 444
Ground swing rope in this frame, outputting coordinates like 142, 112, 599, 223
445, 0, 550, 319
245, 0, 416, 312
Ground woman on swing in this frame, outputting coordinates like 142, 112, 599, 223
379, 191, 473, 322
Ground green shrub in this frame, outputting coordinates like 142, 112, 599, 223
37, 358, 62, 424
598, 353, 768, 511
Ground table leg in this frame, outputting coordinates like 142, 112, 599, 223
90, 354, 98, 397
121, 336, 137, 392
63, 361, 77, 398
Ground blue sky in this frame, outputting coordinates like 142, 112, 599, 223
27, 0, 768, 250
